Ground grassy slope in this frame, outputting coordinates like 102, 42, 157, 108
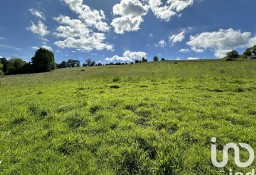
0, 60, 256, 174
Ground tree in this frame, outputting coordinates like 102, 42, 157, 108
243, 48, 252, 58
141, 57, 147, 62
84, 59, 95, 67
153, 56, 159, 62
0, 57, 8, 73
226, 50, 239, 60
0, 58, 3, 74
31, 48, 56, 72
95, 63, 103, 66
22, 61, 32, 73
58, 61, 67, 68
67, 59, 80, 67
0, 57, 28, 74
8, 58, 27, 74
161, 58, 166, 61
250, 45, 256, 55
135, 60, 140, 64
243, 45, 256, 58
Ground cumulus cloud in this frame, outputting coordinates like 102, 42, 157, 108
111, 16, 144, 34
54, 0, 112, 51
111, 0, 195, 34
29, 8, 45, 20
106, 50, 147, 62
155, 40, 167, 47
187, 28, 256, 57
42, 45, 53, 51
111, 0, 148, 34
54, 15, 113, 52
113, 0, 148, 16
27, 21, 49, 37
169, 30, 185, 44
148, 0, 194, 21
62, 0, 109, 32
32, 45, 53, 51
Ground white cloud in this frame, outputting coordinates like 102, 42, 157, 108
54, 0, 113, 51
148, 0, 194, 21
29, 8, 45, 20
54, 16, 113, 52
110, 0, 196, 34
187, 57, 199, 60
155, 40, 166, 47
149, 33, 153, 38
27, 20, 49, 37
42, 45, 53, 51
54, 16, 91, 38
113, 0, 148, 16
187, 28, 256, 57
32, 46, 39, 50
111, 16, 144, 34
111, 0, 148, 34
106, 50, 147, 62
191, 48, 204, 53
62, 0, 109, 32
169, 30, 185, 43
32, 45, 53, 51
179, 48, 190, 53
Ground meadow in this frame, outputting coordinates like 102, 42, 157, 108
0, 60, 256, 175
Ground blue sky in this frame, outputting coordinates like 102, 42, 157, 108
0, 0, 256, 63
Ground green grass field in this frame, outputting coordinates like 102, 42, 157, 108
0, 60, 256, 175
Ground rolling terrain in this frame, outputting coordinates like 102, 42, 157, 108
0, 60, 256, 174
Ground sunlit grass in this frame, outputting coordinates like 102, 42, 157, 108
0, 60, 256, 174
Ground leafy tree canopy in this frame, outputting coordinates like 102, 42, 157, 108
153, 56, 159, 62
226, 50, 239, 59
141, 57, 147, 62
32, 48, 56, 72
243, 45, 256, 57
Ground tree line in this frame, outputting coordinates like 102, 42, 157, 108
0, 48, 55, 75
225, 45, 256, 61
0, 48, 166, 75
4, 44, 255, 76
